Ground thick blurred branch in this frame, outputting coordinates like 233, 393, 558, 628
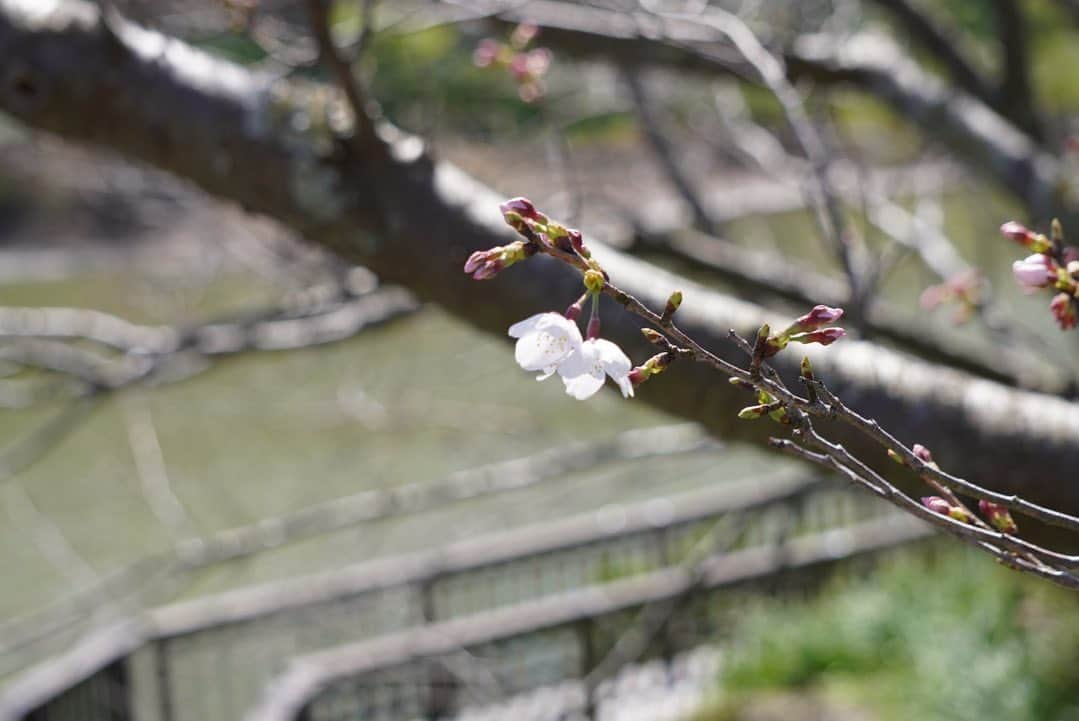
482, 1, 1070, 224
3, 0, 1079, 518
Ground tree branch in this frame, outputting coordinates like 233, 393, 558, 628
4, 0, 1079, 517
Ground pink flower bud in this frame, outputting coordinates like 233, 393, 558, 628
912, 443, 934, 464
471, 258, 503, 280
921, 496, 973, 523
567, 228, 589, 258
628, 367, 647, 386
921, 496, 951, 515
1050, 293, 1077, 330
793, 305, 844, 332
1001, 221, 1036, 247
510, 23, 539, 50
472, 38, 501, 68
525, 48, 552, 77
509, 52, 531, 81
1012, 254, 1054, 290
500, 197, 540, 221
789, 327, 846, 346
978, 500, 1018, 534
463, 250, 487, 275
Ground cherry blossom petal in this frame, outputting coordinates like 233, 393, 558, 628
562, 368, 606, 399
509, 313, 583, 372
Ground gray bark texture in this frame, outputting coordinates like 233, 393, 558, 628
1, 0, 1078, 516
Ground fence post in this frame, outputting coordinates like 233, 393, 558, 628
153, 640, 175, 721
577, 619, 597, 721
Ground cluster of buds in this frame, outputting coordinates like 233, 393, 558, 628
463, 240, 535, 280
898, 443, 1020, 534
1001, 220, 1079, 330
473, 24, 553, 103
759, 305, 846, 357
499, 197, 592, 260
919, 270, 984, 324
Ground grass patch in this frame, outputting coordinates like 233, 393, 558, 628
704, 547, 1079, 721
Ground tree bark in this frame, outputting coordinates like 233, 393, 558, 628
2, 0, 1079, 515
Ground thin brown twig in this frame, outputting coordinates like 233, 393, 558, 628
304, 0, 381, 153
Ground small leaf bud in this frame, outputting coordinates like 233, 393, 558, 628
737, 404, 769, 420
661, 291, 683, 323
978, 500, 1018, 534
641, 328, 666, 345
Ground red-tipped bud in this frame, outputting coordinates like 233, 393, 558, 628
1050, 293, 1078, 330
500, 197, 540, 221
463, 241, 530, 280
791, 305, 844, 333
628, 367, 648, 386
1001, 221, 1035, 245
978, 500, 1018, 534
788, 328, 846, 346
567, 228, 589, 258
912, 444, 933, 464
1001, 221, 1052, 253
921, 496, 951, 515
921, 496, 974, 523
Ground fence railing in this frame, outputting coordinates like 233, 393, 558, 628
1, 473, 930, 721
246, 514, 930, 721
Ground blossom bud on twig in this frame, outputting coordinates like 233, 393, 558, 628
1012, 254, 1054, 290
661, 291, 682, 323
1051, 218, 1064, 245
1000, 221, 1051, 253
510, 23, 539, 50
463, 240, 532, 280
979, 500, 1018, 534
628, 352, 673, 387
786, 305, 844, 335
737, 404, 771, 420
787, 328, 847, 346
567, 228, 589, 258
921, 496, 974, 523
641, 328, 663, 344
1050, 293, 1078, 330
912, 443, 934, 464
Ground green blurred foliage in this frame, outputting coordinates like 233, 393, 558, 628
705, 548, 1079, 721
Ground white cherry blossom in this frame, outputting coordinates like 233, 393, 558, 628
508, 312, 583, 379
508, 312, 634, 400
558, 338, 634, 400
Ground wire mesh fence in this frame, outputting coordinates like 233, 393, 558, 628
2, 475, 930, 721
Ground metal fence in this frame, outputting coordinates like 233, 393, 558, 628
1, 474, 930, 721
